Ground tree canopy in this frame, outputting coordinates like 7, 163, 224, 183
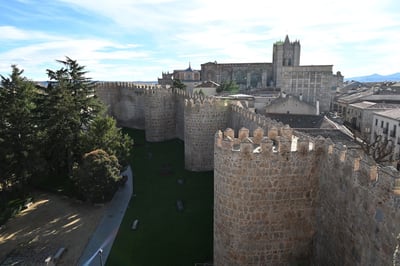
0, 65, 37, 190
72, 149, 121, 203
0, 58, 133, 204
216, 80, 239, 94
173, 78, 186, 90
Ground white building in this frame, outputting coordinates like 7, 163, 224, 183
371, 108, 400, 161
346, 101, 400, 139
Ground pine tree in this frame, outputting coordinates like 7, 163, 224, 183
0, 65, 37, 189
39, 57, 105, 178
79, 115, 133, 167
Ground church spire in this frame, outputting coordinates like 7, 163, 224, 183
284, 35, 290, 44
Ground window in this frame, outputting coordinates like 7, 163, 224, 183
384, 122, 389, 134
381, 121, 384, 128
375, 119, 378, 126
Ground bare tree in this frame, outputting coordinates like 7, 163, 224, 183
355, 133, 395, 164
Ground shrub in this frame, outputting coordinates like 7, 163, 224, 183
72, 149, 121, 203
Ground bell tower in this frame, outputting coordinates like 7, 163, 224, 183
272, 35, 301, 87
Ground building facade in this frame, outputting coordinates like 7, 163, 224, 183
371, 109, 400, 161
200, 35, 343, 112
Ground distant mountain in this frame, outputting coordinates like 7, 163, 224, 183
345, 73, 400, 82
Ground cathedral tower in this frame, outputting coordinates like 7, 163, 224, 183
273, 35, 301, 87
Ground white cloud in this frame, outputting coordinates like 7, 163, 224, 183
1, 26, 55, 41
2, 0, 400, 80
0, 29, 152, 80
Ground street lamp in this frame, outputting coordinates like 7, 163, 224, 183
98, 248, 103, 266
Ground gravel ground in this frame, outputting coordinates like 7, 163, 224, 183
0, 191, 106, 266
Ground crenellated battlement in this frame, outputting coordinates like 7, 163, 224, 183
230, 103, 292, 135
94, 78, 400, 265
215, 127, 400, 195
142, 86, 176, 96
95, 81, 160, 90
327, 141, 400, 195
215, 127, 316, 156
184, 96, 222, 109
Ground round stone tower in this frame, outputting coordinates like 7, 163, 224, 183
214, 127, 318, 265
183, 97, 229, 171
144, 88, 176, 142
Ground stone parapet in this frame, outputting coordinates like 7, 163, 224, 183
214, 127, 319, 265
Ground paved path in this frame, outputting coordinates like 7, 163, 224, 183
78, 166, 133, 266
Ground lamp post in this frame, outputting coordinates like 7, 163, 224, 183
98, 248, 103, 266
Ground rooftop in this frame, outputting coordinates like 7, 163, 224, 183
195, 80, 220, 88
374, 108, 400, 120
349, 101, 377, 109
362, 94, 400, 102
265, 113, 326, 129
296, 129, 358, 147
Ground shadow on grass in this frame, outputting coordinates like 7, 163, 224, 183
106, 129, 213, 266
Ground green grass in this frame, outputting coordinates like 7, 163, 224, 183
106, 129, 214, 266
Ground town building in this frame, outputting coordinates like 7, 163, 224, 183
371, 108, 400, 161
158, 63, 201, 92
345, 101, 400, 139
201, 35, 343, 112
160, 36, 343, 113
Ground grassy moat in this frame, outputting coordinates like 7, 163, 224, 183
107, 129, 214, 266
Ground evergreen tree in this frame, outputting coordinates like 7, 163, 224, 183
79, 115, 133, 167
72, 149, 121, 203
39, 57, 105, 177
0, 65, 37, 189
173, 78, 186, 90
216, 80, 239, 93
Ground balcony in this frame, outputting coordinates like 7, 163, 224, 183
383, 128, 388, 134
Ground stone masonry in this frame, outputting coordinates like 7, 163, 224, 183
214, 128, 319, 265
95, 82, 400, 265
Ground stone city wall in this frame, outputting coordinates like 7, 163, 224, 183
214, 127, 321, 265
184, 97, 229, 171
229, 104, 286, 134
174, 89, 186, 140
95, 82, 159, 129
313, 142, 400, 265
144, 87, 177, 142
95, 82, 400, 265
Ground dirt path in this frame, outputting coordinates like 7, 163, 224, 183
0, 191, 106, 265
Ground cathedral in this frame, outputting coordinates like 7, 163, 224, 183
160, 35, 343, 113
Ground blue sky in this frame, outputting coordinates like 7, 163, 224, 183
1, 0, 399, 81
